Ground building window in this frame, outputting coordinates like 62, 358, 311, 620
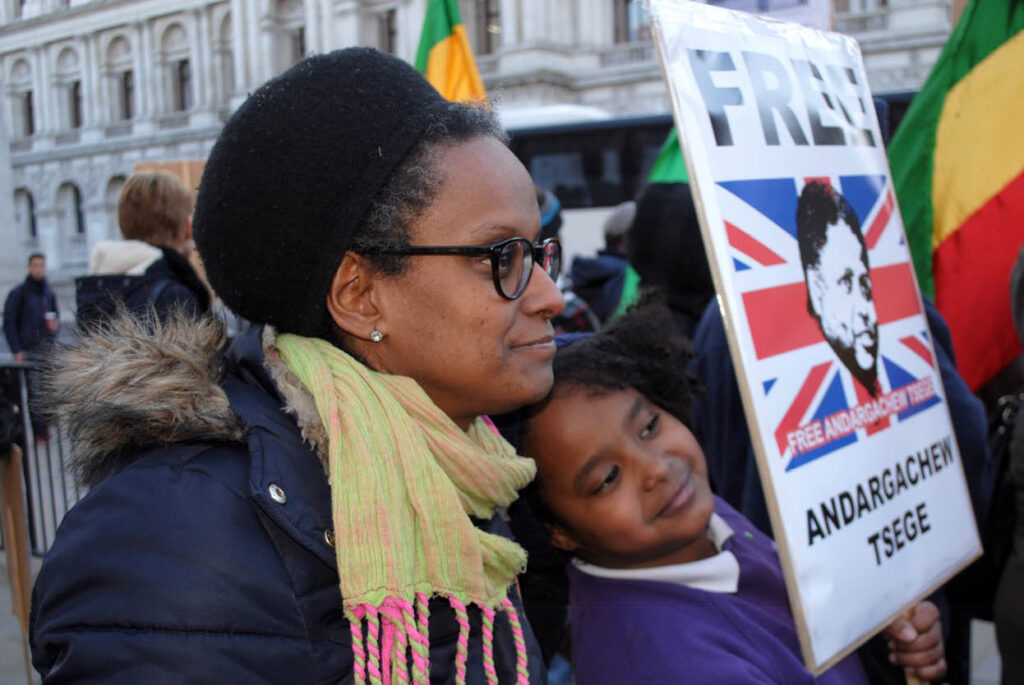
71, 185, 85, 234
15, 190, 37, 240
119, 71, 134, 119
68, 80, 83, 128
173, 59, 192, 111
473, 0, 501, 54
21, 91, 35, 136
379, 8, 397, 54
475, 0, 500, 54
613, 0, 650, 43
290, 26, 306, 63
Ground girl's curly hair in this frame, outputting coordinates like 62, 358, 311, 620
538, 289, 701, 428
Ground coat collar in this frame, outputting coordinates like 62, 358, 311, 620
223, 326, 336, 568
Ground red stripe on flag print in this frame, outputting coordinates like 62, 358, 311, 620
900, 335, 935, 368
873, 262, 922, 325
725, 221, 786, 266
775, 361, 832, 455
744, 262, 921, 359
864, 190, 895, 250
933, 170, 1024, 390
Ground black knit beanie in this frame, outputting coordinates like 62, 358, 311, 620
193, 48, 451, 338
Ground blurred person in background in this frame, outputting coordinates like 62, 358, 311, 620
538, 186, 599, 335
571, 199, 635, 324
4, 253, 58, 363
75, 170, 210, 326
3, 252, 57, 439
629, 182, 714, 341
994, 246, 1024, 685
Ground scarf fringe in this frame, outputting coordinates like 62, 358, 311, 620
348, 593, 529, 685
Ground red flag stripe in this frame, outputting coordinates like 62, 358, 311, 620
774, 361, 832, 455
899, 335, 935, 368
743, 262, 922, 360
725, 221, 786, 266
864, 190, 895, 250
933, 170, 1024, 390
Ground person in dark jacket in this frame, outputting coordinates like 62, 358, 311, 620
994, 246, 1024, 685
31, 48, 561, 684
75, 170, 210, 326
4, 253, 58, 362
570, 200, 634, 324
538, 186, 599, 335
4, 252, 58, 438
629, 182, 714, 340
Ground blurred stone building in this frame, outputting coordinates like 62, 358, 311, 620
0, 0, 957, 299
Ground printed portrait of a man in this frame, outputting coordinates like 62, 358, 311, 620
797, 181, 879, 395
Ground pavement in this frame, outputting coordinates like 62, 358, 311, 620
0, 554, 39, 685
0, 553, 1005, 684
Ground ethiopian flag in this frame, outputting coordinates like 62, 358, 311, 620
415, 0, 486, 102
888, 0, 1024, 391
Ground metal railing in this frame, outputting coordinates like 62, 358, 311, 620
1, 359, 85, 556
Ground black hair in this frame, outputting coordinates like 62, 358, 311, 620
28, 252, 45, 264
521, 291, 703, 529
350, 103, 507, 276
796, 180, 866, 272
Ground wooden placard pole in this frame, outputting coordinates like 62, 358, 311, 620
1, 444, 34, 685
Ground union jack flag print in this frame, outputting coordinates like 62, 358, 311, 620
719, 174, 942, 471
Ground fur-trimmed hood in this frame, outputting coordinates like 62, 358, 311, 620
43, 310, 335, 488
42, 312, 244, 487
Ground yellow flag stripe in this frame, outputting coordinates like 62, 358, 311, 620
932, 29, 1024, 248
424, 25, 487, 103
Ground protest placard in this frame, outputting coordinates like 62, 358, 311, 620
645, 0, 982, 672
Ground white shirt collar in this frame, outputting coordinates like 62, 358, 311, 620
571, 512, 740, 594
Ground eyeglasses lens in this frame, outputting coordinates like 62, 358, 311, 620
543, 240, 562, 280
498, 240, 530, 299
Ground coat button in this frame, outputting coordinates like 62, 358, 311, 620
323, 529, 335, 548
268, 483, 287, 504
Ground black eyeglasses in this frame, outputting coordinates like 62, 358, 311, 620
371, 237, 561, 300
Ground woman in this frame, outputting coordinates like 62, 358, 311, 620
31, 48, 562, 684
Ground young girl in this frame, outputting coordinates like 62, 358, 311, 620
520, 299, 946, 684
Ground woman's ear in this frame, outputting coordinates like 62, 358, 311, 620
326, 252, 382, 340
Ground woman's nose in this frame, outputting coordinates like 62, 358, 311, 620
521, 262, 566, 318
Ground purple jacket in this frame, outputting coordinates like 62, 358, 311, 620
568, 497, 869, 684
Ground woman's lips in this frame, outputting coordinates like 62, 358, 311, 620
656, 471, 695, 520
513, 335, 555, 351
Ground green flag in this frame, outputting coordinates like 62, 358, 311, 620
648, 127, 688, 183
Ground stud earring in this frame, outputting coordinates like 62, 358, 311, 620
370, 329, 385, 343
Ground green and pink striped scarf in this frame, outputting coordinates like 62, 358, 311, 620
276, 333, 535, 685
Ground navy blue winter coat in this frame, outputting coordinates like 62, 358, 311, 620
569, 252, 628, 324
30, 320, 544, 684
